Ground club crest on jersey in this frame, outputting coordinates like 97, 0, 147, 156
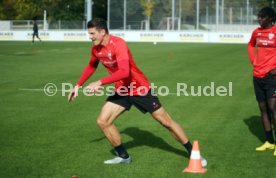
268, 33, 275, 40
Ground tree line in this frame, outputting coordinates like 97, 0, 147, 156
0, 0, 107, 21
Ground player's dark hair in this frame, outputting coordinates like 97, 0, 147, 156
258, 7, 276, 24
87, 18, 109, 34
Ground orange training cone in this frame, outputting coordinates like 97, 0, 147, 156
183, 140, 207, 173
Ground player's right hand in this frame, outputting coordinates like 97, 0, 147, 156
68, 85, 79, 102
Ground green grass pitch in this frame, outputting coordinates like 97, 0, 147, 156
0, 41, 275, 178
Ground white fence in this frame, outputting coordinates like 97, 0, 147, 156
0, 30, 252, 44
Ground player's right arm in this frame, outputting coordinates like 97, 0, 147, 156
68, 52, 99, 102
247, 30, 257, 65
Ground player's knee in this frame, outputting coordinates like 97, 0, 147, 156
259, 102, 268, 113
269, 109, 276, 118
156, 115, 172, 128
267, 103, 276, 113
97, 117, 109, 129
153, 111, 173, 128
161, 119, 172, 129
259, 106, 268, 113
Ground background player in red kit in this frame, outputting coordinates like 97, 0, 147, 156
248, 7, 276, 156
68, 18, 207, 165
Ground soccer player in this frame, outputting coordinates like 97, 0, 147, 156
68, 18, 207, 165
32, 19, 42, 43
248, 7, 276, 156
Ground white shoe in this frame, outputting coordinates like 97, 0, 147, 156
201, 156, 207, 167
104, 156, 132, 164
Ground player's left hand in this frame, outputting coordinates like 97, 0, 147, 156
84, 80, 102, 94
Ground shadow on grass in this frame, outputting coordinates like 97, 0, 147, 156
121, 127, 188, 158
90, 127, 188, 158
244, 115, 265, 142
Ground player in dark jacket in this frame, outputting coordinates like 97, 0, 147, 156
32, 19, 42, 43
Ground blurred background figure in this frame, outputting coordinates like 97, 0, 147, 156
32, 18, 42, 43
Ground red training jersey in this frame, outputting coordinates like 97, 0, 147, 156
77, 35, 150, 95
248, 25, 276, 78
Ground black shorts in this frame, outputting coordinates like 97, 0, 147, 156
106, 90, 162, 114
33, 32, 39, 37
253, 73, 276, 102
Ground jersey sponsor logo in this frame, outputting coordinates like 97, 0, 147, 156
94, 47, 116, 67
99, 51, 117, 68
256, 32, 275, 47
103, 61, 116, 67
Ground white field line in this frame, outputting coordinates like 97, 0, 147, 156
6, 47, 86, 56
17, 88, 180, 95
18, 88, 65, 92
